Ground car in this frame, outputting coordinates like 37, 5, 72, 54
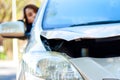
0, 0, 120, 80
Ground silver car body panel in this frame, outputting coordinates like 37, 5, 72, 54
70, 57, 120, 80
41, 23, 120, 41
25, 0, 48, 53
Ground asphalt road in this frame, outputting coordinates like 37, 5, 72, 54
0, 61, 16, 80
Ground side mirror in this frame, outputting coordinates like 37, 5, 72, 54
0, 21, 25, 38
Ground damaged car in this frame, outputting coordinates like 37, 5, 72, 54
1, 0, 120, 80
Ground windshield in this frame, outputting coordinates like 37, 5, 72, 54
43, 0, 120, 30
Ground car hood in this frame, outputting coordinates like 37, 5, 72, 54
69, 57, 120, 80
41, 23, 120, 41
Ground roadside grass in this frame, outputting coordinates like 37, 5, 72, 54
0, 52, 6, 60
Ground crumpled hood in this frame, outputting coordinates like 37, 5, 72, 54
41, 23, 120, 41
69, 57, 120, 80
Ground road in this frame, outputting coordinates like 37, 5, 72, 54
0, 61, 16, 80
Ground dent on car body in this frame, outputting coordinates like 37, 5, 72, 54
41, 23, 120, 41
70, 57, 120, 80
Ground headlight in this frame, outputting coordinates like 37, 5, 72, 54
23, 51, 84, 80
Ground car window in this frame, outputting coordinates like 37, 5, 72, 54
42, 0, 120, 30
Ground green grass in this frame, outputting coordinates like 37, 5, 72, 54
0, 52, 6, 60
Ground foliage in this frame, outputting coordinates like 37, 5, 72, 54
0, 0, 41, 23
0, 0, 12, 23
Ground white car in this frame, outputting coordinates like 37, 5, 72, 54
1, 0, 120, 80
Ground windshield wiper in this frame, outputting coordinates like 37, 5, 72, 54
70, 20, 120, 27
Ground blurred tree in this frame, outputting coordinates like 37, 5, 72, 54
0, 0, 12, 23
0, 0, 41, 22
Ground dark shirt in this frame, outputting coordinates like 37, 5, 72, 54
25, 23, 32, 39
25, 23, 32, 34
18, 20, 32, 39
